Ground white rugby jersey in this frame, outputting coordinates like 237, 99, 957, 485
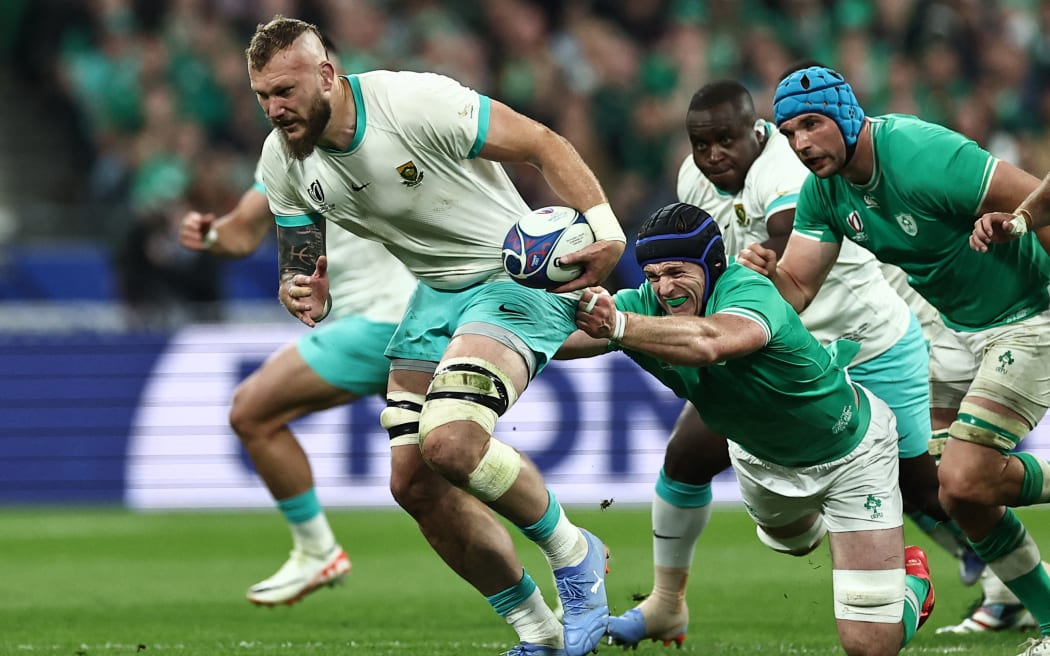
260, 71, 533, 290
254, 161, 414, 324
676, 121, 910, 364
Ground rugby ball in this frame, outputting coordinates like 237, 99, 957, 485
502, 206, 595, 289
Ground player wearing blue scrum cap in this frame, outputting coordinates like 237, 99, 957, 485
561, 202, 936, 656
740, 64, 1050, 656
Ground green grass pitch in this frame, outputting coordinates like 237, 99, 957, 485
2, 505, 1047, 655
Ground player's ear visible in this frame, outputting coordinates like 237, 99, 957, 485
319, 60, 336, 90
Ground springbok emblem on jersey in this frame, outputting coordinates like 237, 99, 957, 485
397, 161, 424, 187
734, 203, 749, 227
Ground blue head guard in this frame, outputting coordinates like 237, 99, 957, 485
635, 203, 726, 316
773, 65, 865, 147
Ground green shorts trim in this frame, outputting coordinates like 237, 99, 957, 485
295, 315, 397, 396
385, 281, 577, 373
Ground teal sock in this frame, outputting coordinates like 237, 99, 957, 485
519, 490, 560, 541
654, 468, 712, 507
276, 488, 322, 524
900, 574, 930, 646
486, 569, 537, 617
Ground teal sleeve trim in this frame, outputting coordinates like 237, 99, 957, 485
251, 180, 267, 195
275, 213, 321, 228
765, 193, 799, 216
655, 468, 712, 508
467, 95, 491, 159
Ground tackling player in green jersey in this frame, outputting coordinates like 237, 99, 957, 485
562, 202, 935, 656
740, 64, 1050, 656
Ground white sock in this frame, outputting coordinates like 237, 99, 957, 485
290, 512, 337, 556
652, 496, 712, 568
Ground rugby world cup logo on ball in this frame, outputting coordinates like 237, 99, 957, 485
502, 206, 595, 289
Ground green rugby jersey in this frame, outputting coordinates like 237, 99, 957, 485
614, 263, 869, 467
793, 114, 1050, 332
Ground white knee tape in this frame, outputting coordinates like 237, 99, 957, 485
832, 569, 905, 623
380, 391, 424, 447
756, 517, 827, 556
418, 357, 518, 441
466, 438, 522, 502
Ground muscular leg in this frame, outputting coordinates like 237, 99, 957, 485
829, 528, 911, 656
231, 341, 358, 605
938, 396, 1050, 636
231, 342, 356, 499
387, 359, 567, 651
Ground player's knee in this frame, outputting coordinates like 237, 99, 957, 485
756, 517, 826, 556
832, 568, 905, 624
416, 357, 518, 479
228, 378, 266, 442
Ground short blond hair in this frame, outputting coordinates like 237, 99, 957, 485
245, 15, 324, 70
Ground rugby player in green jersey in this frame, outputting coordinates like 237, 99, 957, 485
562, 202, 936, 656
740, 65, 1050, 656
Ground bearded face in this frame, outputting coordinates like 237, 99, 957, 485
274, 89, 332, 161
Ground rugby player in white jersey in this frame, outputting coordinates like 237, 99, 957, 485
606, 79, 975, 648
178, 37, 418, 608
180, 166, 416, 607
246, 16, 626, 656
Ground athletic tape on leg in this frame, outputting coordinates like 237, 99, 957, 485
419, 357, 518, 440
833, 568, 906, 623
756, 517, 827, 556
380, 391, 425, 447
467, 437, 522, 502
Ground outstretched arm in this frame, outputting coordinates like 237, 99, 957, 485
573, 288, 767, 367
479, 100, 625, 292
178, 188, 273, 258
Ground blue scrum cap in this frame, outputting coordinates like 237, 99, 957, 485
773, 65, 864, 146
635, 202, 726, 314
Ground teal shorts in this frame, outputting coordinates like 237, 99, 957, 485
385, 281, 577, 374
296, 315, 397, 396
848, 313, 932, 459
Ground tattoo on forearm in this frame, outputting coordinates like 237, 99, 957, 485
277, 223, 325, 280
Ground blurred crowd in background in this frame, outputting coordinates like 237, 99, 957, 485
2, 0, 1050, 327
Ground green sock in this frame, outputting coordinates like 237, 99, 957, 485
900, 574, 930, 646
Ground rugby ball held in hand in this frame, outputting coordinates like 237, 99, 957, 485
502, 206, 595, 289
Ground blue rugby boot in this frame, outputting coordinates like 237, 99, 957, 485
607, 606, 687, 649
554, 529, 610, 656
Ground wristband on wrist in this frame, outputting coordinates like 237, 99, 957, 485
202, 226, 219, 249
583, 202, 626, 243
610, 310, 626, 341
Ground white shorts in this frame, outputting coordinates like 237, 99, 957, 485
728, 386, 903, 533
927, 308, 1050, 428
